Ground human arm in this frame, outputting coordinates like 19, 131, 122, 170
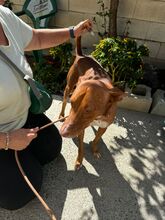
0, 7, 92, 51
0, 127, 39, 151
25, 19, 92, 51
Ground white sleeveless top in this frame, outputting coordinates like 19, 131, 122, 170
0, 6, 33, 132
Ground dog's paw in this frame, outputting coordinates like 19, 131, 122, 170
74, 161, 83, 170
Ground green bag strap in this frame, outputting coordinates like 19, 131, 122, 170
24, 75, 43, 99
0, 49, 42, 99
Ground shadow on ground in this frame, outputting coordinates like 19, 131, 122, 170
0, 107, 164, 220
112, 109, 165, 220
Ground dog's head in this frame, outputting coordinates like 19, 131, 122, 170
60, 80, 126, 138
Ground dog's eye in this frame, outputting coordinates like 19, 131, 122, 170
109, 99, 113, 105
84, 105, 93, 113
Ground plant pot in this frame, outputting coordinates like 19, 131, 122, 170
117, 84, 152, 113
150, 89, 165, 116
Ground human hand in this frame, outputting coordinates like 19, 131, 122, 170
8, 127, 39, 151
74, 19, 93, 38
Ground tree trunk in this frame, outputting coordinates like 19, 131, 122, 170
108, 0, 119, 37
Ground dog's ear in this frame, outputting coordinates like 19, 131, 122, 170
109, 87, 127, 102
70, 85, 87, 108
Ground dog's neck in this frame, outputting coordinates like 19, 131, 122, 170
78, 70, 113, 90
98, 78, 113, 90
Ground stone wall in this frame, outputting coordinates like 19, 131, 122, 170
12, 0, 165, 67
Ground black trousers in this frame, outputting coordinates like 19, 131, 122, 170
0, 112, 62, 210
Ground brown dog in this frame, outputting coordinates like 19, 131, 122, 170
59, 36, 125, 169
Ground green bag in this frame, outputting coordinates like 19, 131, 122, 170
29, 80, 53, 114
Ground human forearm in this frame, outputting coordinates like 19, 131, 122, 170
0, 128, 39, 151
26, 27, 70, 51
25, 19, 92, 51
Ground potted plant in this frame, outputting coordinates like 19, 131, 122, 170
91, 37, 153, 112
91, 37, 149, 90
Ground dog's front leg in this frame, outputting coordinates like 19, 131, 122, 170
75, 130, 85, 170
59, 85, 70, 119
91, 127, 107, 158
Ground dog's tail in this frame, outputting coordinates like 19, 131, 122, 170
75, 36, 83, 56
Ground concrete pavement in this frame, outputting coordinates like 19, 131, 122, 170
0, 95, 164, 220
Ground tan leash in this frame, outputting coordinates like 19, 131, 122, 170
14, 115, 68, 220
39, 116, 68, 131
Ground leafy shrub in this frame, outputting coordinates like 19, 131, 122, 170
49, 42, 73, 73
29, 42, 73, 94
91, 37, 149, 89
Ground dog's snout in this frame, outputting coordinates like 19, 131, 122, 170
60, 123, 74, 138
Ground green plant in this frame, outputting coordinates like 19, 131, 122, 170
93, 0, 119, 38
93, 0, 111, 38
31, 61, 66, 94
91, 37, 149, 90
49, 42, 73, 72
123, 20, 131, 38
30, 42, 73, 94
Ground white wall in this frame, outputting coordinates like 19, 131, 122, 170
12, 0, 165, 66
